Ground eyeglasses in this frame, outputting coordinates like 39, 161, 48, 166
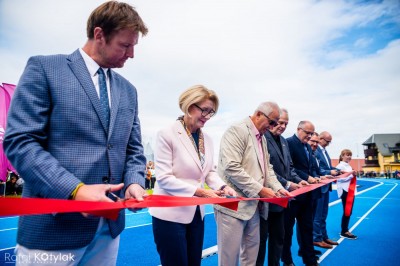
321, 138, 331, 144
299, 128, 314, 136
261, 113, 278, 127
194, 104, 216, 118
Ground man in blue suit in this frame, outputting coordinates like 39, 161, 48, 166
283, 121, 320, 266
4, 1, 148, 265
313, 131, 339, 247
257, 108, 308, 266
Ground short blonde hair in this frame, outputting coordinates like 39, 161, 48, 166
179, 85, 219, 115
339, 149, 352, 162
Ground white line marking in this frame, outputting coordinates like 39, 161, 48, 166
0, 228, 17, 232
0, 247, 15, 252
202, 246, 218, 259
124, 211, 215, 229
125, 223, 153, 229
319, 181, 397, 262
0, 217, 18, 220
328, 180, 383, 207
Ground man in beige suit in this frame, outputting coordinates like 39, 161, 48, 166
214, 101, 292, 266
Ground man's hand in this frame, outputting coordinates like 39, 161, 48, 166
75, 183, 124, 202
74, 183, 124, 218
331, 169, 339, 176
288, 182, 302, 191
217, 185, 237, 197
307, 176, 317, 184
125, 183, 148, 201
276, 189, 293, 197
125, 183, 149, 213
298, 180, 309, 186
259, 187, 276, 198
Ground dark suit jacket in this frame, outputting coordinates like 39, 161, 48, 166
265, 131, 303, 211
286, 134, 320, 200
4, 49, 146, 249
315, 146, 334, 193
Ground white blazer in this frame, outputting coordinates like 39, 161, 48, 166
149, 120, 225, 224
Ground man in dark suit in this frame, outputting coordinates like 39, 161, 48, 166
283, 121, 320, 266
3, 2, 148, 264
313, 131, 339, 247
256, 108, 308, 266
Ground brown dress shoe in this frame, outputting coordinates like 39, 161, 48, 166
324, 239, 339, 245
313, 241, 333, 249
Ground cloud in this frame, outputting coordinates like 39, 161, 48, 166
0, 0, 399, 160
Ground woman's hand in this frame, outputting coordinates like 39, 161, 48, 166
194, 188, 221, 198
219, 185, 237, 197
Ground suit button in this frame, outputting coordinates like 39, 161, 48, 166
108, 144, 113, 150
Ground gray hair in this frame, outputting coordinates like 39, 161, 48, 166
281, 107, 288, 115
255, 101, 281, 116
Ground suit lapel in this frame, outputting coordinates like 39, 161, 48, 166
325, 150, 332, 167
261, 136, 268, 177
176, 122, 202, 171
281, 137, 290, 172
67, 50, 108, 135
267, 132, 285, 164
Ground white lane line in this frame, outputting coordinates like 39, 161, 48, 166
0, 247, 15, 252
319, 181, 398, 262
124, 211, 215, 229
328, 181, 383, 207
0, 228, 17, 232
0, 217, 18, 220
125, 223, 153, 229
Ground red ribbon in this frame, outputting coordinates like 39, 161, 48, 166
0, 175, 348, 220
345, 175, 357, 216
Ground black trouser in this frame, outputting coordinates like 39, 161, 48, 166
340, 190, 354, 233
282, 193, 317, 265
257, 210, 285, 266
152, 206, 204, 266
145, 179, 150, 189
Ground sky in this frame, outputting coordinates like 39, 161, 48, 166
1, 0, 399, 160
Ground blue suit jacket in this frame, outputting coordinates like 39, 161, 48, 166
315, 146, 334, 193
286, 134, 321, 200
265, 131, 303, 211
4, 50, 146, 250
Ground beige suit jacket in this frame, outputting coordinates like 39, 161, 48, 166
214, 117, 283, 220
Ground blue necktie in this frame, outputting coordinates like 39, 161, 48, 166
304, 144, 310, 160
97, 68, 110, 130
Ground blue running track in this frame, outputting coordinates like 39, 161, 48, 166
0, 178, 399, 265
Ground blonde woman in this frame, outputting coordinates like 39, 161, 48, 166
336, 149, 358, 240
149, 85, 236, 266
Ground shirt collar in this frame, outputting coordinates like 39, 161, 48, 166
249, 117, 261, 138
79, 48, 109, 78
